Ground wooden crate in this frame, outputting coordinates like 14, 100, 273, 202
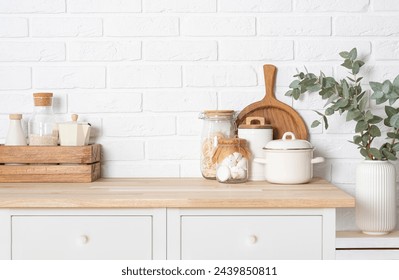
0, 144, 101, 183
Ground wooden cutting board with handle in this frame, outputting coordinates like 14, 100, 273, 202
236, 64, 308, 140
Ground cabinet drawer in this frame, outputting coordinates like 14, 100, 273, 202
12, 216, 152, 260
181, 215, 322, 260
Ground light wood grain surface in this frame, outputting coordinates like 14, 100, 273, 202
0, 178, 355, 209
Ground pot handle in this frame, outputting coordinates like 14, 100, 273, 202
311, 157, 325, 164
254, 158, 267, 165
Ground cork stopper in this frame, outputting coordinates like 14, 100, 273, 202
71, 114, 78, 122
9, 114, 22, 120
33, 92, 53, 106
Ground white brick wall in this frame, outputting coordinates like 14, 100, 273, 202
1, 0, 399, 231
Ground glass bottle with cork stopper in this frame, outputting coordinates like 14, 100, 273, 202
212, 137, 251, 183
28, 92, 58, 146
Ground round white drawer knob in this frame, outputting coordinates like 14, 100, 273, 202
249, 235, 258, 244
78, 235, 89, 245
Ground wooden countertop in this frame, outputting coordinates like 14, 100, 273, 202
0, 178, 355, 209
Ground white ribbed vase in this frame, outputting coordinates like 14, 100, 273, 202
356, 160, 397, 235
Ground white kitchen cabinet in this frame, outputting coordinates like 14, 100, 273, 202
0, 178, 354, 260
1, 209, 166, 260
167, 208, 335, 260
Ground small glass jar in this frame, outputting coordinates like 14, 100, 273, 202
199, 110, 235, 179
213, 138, 251, 184
28, 92, 58, 146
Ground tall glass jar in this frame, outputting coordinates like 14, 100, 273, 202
199, 110, 235, 179
28, 92, 58, 146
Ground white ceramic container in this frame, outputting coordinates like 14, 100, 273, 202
356, 160, 396, 235
58, 114, 91, 146
254, 132, 324, 184
238, 117, 273, 181
5, 114, 27, 146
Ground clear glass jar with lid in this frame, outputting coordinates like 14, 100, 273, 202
212, 138, 251, 184
199, 110, 235, 179
28, 92, 58, 146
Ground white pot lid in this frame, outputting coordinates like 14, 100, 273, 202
264, 132, 313, 150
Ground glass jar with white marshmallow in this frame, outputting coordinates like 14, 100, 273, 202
212, 138, 251, 183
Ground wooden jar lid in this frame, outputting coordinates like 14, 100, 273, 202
203, 110, 234, 117
238, 117, 272, 129
9, 114, 22, 120
33, 92, 53, 106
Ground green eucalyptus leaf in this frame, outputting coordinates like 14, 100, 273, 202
353, 135, 362, 144
355, 120, 368, 133
289, 80, 300, 89
342, 80, 349, 98
352, 62, 360, 75
341, 59, 352, 69
323, 115, 328, 130
349, 48, 357, 60
371, 90, 384, 99
369, 125, 381, 137
390, 114, 399, 128
385, 106, 397, 118
393, 142, 399, 151
368, 115, 383, 124
311, 120, 321, 128
339, 51, 349, 59
369, 148, 382, 160
360, 148, 369, 159
285, 90, 293, 97
387, 132, 399, 139
346, 109, 362, 121
325, 107, 335, 116
307, 84, 322, 92
369, 82, 382, 92
356, 77, 363, 83
393, 74, 399, 88
359, 96, 367, 111
382, 80, 393, 94
292, 88, 300, 100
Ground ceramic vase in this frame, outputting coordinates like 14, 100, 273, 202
356, 160, 397, 235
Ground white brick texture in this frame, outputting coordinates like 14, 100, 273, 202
109, 65, 181, 88
103, 116, 175, 136
68, 0, 141, 13
184, 65, 258, 87
69, 93, 142, 113
31, 17, 102, 37
0, 67, 31, 89
144, 40, 217, 61
33, 67, 105, 89
181, 16, 255, 36
104, 16, 179, 37
68, 41, 141, 61
0, 0, 65, 13
219, 0, 292, 12
219, 40, 293, 61
0, 18, 28, 37
3, 0, 399, 230
0, 42, 65, 61
294, 0, 369, 12
144, 0, 216, 13
258, 16, 331, 36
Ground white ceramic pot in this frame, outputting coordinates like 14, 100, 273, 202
356, 160, 396, 235
238, 117, 273, 181
254, 132, 324, 184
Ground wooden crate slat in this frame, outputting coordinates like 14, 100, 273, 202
0, 162, 101, 183
0, 144, 100, 164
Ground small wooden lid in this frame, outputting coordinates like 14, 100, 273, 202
9, 114, 22, 120
238, 117, 272, 129
203, 110, 234, 117
218, 137, 247, 145
33, 92, 53, 106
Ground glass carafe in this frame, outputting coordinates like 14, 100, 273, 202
28, 93, 58, 146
